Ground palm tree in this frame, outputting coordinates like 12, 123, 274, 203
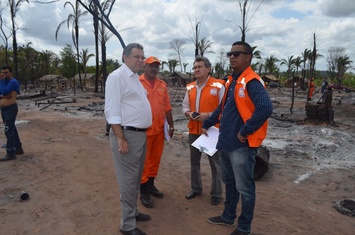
293, 56, 303, 76
38, 50, 56, 77
251, 46, 262, 74
214, 62, 225, 79
264, 55, 279, 74
80, 48, 94, 89
168, 59, 179, 73
18, 42, 37, 89
198, 37, 214, 56
227, 0, 264, 42
251, 46, 262, 60
336, 55, 353, 85
280, 55, 296, 78
301, 48, 312, 89
161, 61, 168, 73
55, 0, 88, 94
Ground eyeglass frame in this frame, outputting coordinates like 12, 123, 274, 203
227, 51, 250, 58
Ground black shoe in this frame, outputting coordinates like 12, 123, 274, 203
207, 215, 236, 226
211, 196, 221, 205
148, 177, 164, 198
15, 148, 24, 155
0, 153, 16, 162
136, 212, 151, 222
120, 227, 147, 235
230, 229, 251, 235
140, 183, 153, 208
185, 191, 201, 200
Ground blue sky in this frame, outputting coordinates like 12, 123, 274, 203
1, 0, 355, 73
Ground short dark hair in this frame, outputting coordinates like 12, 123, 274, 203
122, 43, 144, 62
232, 41, 252, 54
194, 56, 212, 68
1, 65, 12, 72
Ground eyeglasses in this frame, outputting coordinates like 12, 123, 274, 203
133, 55, 146, 60
1, 72, 9, 74
192, 65, 205, 70
227, 51, 249, 58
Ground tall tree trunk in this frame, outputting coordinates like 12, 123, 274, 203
101, 40, 107, 93
93, 6, 99, 93
75, 24, 82, 93
241, 0, 247, 42
10, 4, 19, 79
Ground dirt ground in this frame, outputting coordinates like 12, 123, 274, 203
0, 87, 354, 235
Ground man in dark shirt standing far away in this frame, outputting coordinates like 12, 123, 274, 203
202, 41, 273, 235
0, 65, 24, 162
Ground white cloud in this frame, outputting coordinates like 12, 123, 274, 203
1, 0, 354, 73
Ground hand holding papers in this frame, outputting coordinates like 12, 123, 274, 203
191, 126, 219, 156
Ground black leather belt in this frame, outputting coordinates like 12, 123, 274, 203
121, 126, 147, 132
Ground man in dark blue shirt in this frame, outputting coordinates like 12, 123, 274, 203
0, 65, 24, 161
202, 41, 273, 235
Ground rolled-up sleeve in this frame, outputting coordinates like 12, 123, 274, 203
182, 91, 190, 114
104, 71, 122, 125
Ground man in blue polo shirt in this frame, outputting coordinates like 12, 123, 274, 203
0, 65, 24, 161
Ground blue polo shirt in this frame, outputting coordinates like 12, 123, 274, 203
0, 78, 20, 96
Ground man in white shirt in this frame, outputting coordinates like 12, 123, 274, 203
105, 43, 152, 235
182, 56, 225, 205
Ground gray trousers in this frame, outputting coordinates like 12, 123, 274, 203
109, 129, 147, 231
188, 134, 222, 198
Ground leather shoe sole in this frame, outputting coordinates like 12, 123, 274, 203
136, 213, 151, 222
120, 227, 147, 235
185, 191, 201, 200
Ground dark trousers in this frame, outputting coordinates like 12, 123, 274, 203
1, 103, 22, 154
188, 134, 222, 197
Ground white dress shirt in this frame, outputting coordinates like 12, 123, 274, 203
105, 63, 152, 129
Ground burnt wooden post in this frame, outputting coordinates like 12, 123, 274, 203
305, 87, 334, 124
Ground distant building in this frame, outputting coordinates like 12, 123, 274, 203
39, 75, 68, 90
262, 74, 279, 84
164, 72, 192, 87
71, 73, 96, 88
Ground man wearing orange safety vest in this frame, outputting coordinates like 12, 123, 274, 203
139, 56, 174, 208
202, 41, 273, 235
182, 56, 225, 205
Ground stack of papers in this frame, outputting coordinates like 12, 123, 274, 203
191, 126, 219, 156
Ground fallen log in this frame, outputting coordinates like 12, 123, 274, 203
39, 104, 52, 111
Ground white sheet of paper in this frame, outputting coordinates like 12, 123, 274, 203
191, 126, 219, 156
164, 118, 170, 141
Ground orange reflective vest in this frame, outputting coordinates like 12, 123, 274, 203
222, 66, 268, 147
187, 77, 225, 135
139, 75, 172, 136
